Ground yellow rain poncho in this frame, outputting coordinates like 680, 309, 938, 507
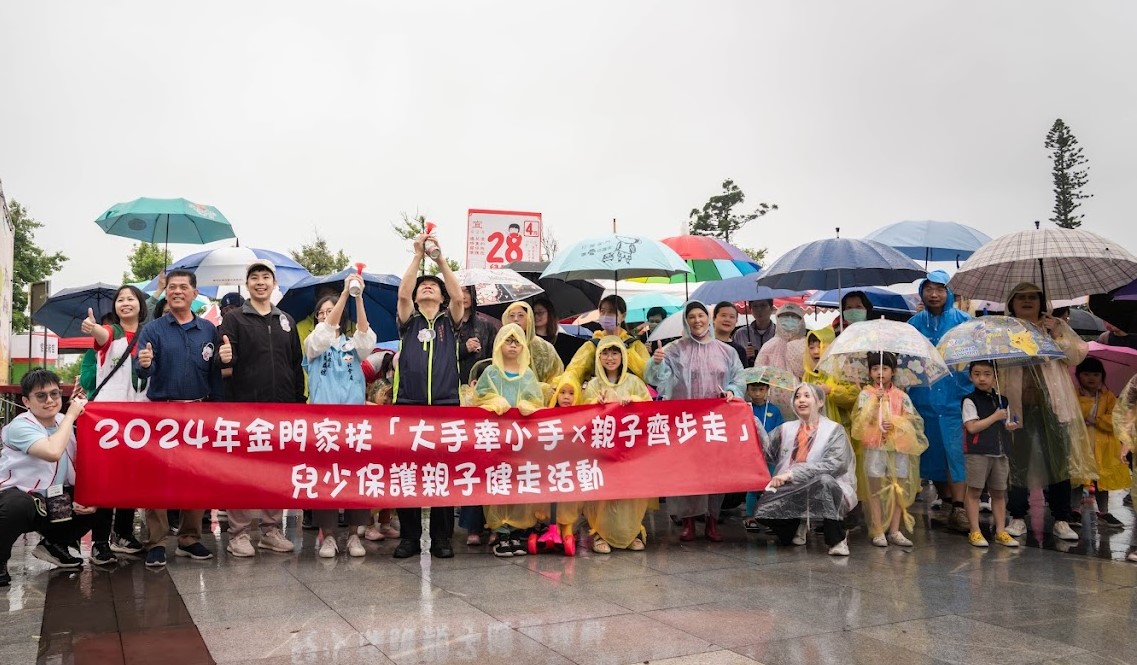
851, 383, 928, 538
580, 336, 653, 549
1114, 374, 1137, 498
561, 327, 649, 387
803, 326, 863, 499
547, 375, 585, 533
1079, 387, 1131, 491
477, 324, 549, 531
502, 302, 564, 385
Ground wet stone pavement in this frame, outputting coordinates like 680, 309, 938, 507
2, 495, 1136, 665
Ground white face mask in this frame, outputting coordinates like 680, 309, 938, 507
844, 309, 868, 323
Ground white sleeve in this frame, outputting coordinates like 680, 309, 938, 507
305, 322, 338, 360
352, 327, 377, 355
961, 398, 979, 423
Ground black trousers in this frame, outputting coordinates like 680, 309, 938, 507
396, 507, 453, 544
766, 517, 845, 547
0, 487, 97, 565
1008, 480, 1072, 521
91, 508, 136, 543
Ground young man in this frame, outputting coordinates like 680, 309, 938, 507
218, 260, 305, 558
392, 234, 466, 559
0, 370, 97, 584
135, 269, 224, 567
713, 302, 749, 365
732, 299, 776, 367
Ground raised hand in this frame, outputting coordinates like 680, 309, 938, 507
219, 335, 233, 364
138, 342, 154, 368
80, 308, 97, 335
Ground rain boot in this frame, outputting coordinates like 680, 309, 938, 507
705, 513, 723, 542
679, 517, 696, 541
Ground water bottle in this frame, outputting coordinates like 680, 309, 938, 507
348, 262, 365, 297
423, 222, 441, 260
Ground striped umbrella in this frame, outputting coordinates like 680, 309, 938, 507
949, 226, 1137, 303
629, 236, 760, 286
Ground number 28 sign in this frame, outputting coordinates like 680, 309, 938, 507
466, 209, 542, 269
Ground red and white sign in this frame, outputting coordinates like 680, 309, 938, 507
466, 209, 542, 269
75, 399, 766, 509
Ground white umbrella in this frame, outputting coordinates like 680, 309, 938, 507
456, 268, 544, 306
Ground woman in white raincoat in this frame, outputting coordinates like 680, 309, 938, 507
754, 383, 857, 556
645, 301, 745, 542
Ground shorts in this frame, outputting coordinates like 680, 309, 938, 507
965, 455, 1009, 491
864, 448, 910, 479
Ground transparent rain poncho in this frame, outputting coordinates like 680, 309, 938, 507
999, 283, 1097, 487
645, 301, 746, 520
754, 384, 858, 522
1114, 374, 1137, 498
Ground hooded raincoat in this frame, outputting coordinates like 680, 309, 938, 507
1114, 374, 1137, 499
645, 300, 745, 519
907, 270, 973, 484
502, 302, 564, 386
756, 304, 808, 380
1077, 386, 1130, 491
580, 336, 654, 548
802, 326, 859, 430
754, 387, 858, 522
999, 282, 1096, 486
562, 326, 650, 386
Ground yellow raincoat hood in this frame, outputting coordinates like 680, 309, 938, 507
492, 323, 531, 375
503, 302, 537, 344
548, 375, 583, 407
803, 326, 835, 381
593, 335, 630, 388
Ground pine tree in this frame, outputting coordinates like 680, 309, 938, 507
1044, 119, 1092, 229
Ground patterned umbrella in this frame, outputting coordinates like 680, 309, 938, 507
818, 319, 949, 387
738, 366, 798, 392
948, 226, 1137, 302
456, 268, 544, 306
540, 235, 692, 282
628, 236, 760, 285
936, 316, 1066, 369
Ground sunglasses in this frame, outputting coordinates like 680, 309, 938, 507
30, 389, 62, 402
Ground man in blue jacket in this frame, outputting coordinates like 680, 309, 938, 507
908, 270, 973, 532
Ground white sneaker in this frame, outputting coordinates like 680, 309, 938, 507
318, 535, 338, 558
979, 499, 992, 513
1052, 521, 1079, 541
887, 531, 913, 547
1127, 550, 1137, 563
828, 539, 850, 556
346, 534, 365, 557
227, 533, 255, 557
258, 527, 296, 553
792, 523, 807, 546
871, 534, 888, 547
1005, 518, 1027, 537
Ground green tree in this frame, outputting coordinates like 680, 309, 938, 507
121, 242, 170, 283
10, 200, 68, 332
1044, 118, 1092, 229
391, 212, 459, 276
688, 178, 776, 264
740, 247, 767, 265
289, 231, 350, 275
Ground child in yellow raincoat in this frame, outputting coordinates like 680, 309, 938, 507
802, 327, 862, 502
474, 324, 548, 557
1075, 358, 1131, 528
580, 335, 654, 553
851, 351, 928, 548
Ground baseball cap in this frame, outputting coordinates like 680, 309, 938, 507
246, 259, 276, 278
219, 292, 245, 310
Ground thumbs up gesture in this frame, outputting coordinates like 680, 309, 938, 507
219, 335, 233, 364
139, 342, 154, 368
80, 307, 97, 335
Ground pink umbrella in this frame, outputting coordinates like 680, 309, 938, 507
1071, 342, 1137, 394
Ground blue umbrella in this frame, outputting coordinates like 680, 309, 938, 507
864, 220, 991, 267
756, 237, 926, 292
32, 283, 120, 338
144, 247, 311, 293
276, 269, 402, 341
690, 273, 803, 304
541, 235, 692, 282
806, 286, 916, 315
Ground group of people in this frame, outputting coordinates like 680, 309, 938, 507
3, 242, 1137, 587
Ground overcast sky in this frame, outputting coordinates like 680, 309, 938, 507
3, 1, 1135, 294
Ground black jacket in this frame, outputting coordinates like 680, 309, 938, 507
962, 388, 1009, 456
218, 302, 305, 403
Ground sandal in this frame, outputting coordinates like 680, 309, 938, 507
592, 536, 611, 554
743, 518, 762, 533
466, 533, 482, 546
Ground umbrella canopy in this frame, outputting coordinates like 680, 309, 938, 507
623, 292, 686, 322
806, 286, 915, 315
818, 319, 949, 387
756, 238, 926, 292
507, 260, 603, 319
690, 273, 802, 304
738, 366, 798, 392
1079, 342, 1137, 395
948, 227, 1137, 302
629, 235, 760, 284
277, 269, 402, 341
540, 235, 692, 282
1069, 307, 1107, 336
456, 268, 544, 306
936, 316, 1067, 369
148, 247, 311, 291
1114, 278, 1137, 301
95, 197, 235, 245
32, 283, 120, 338
1089, 294, 1137, 334
864, 220, 991, 265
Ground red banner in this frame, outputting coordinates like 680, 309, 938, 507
75, 400, 767, 509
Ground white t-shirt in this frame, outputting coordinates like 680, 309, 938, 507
961, 398, 979, 424
0, 412, 76, 491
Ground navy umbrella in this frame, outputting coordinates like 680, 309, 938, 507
806, 286, 916, 315
864, 220, 991, 267
690, 272, 802, 304
276, 269, 402, 341
32, 283, 121, 338
756, 236, 926, 292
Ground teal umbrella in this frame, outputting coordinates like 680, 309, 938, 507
95, 197, 235, 252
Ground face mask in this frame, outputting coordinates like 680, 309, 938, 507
779, 317, 803, 334
844, 309, 867, 323
599, 315, 618, 332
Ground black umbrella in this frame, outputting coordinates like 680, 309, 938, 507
1089, 293, 1137, 334
507, 261, 604, 320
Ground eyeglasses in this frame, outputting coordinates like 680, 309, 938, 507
503, 338, 523, 346
31, 390, 62, 402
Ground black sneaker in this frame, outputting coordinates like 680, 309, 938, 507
1099, 512, 1125, 528
492, 538, 515, 558
302, 509, 317, 530
90, 542, 117, 566
392, 539, 421, 559
145, 546, 167, 568
110, 535, 145, 554
1069, 510, 1082, 527
1124, 494, 1132, 507
430, 538, 455, 559
176, 542, 214, 560
510, 533, 528, 557
33, 541, 83, 569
